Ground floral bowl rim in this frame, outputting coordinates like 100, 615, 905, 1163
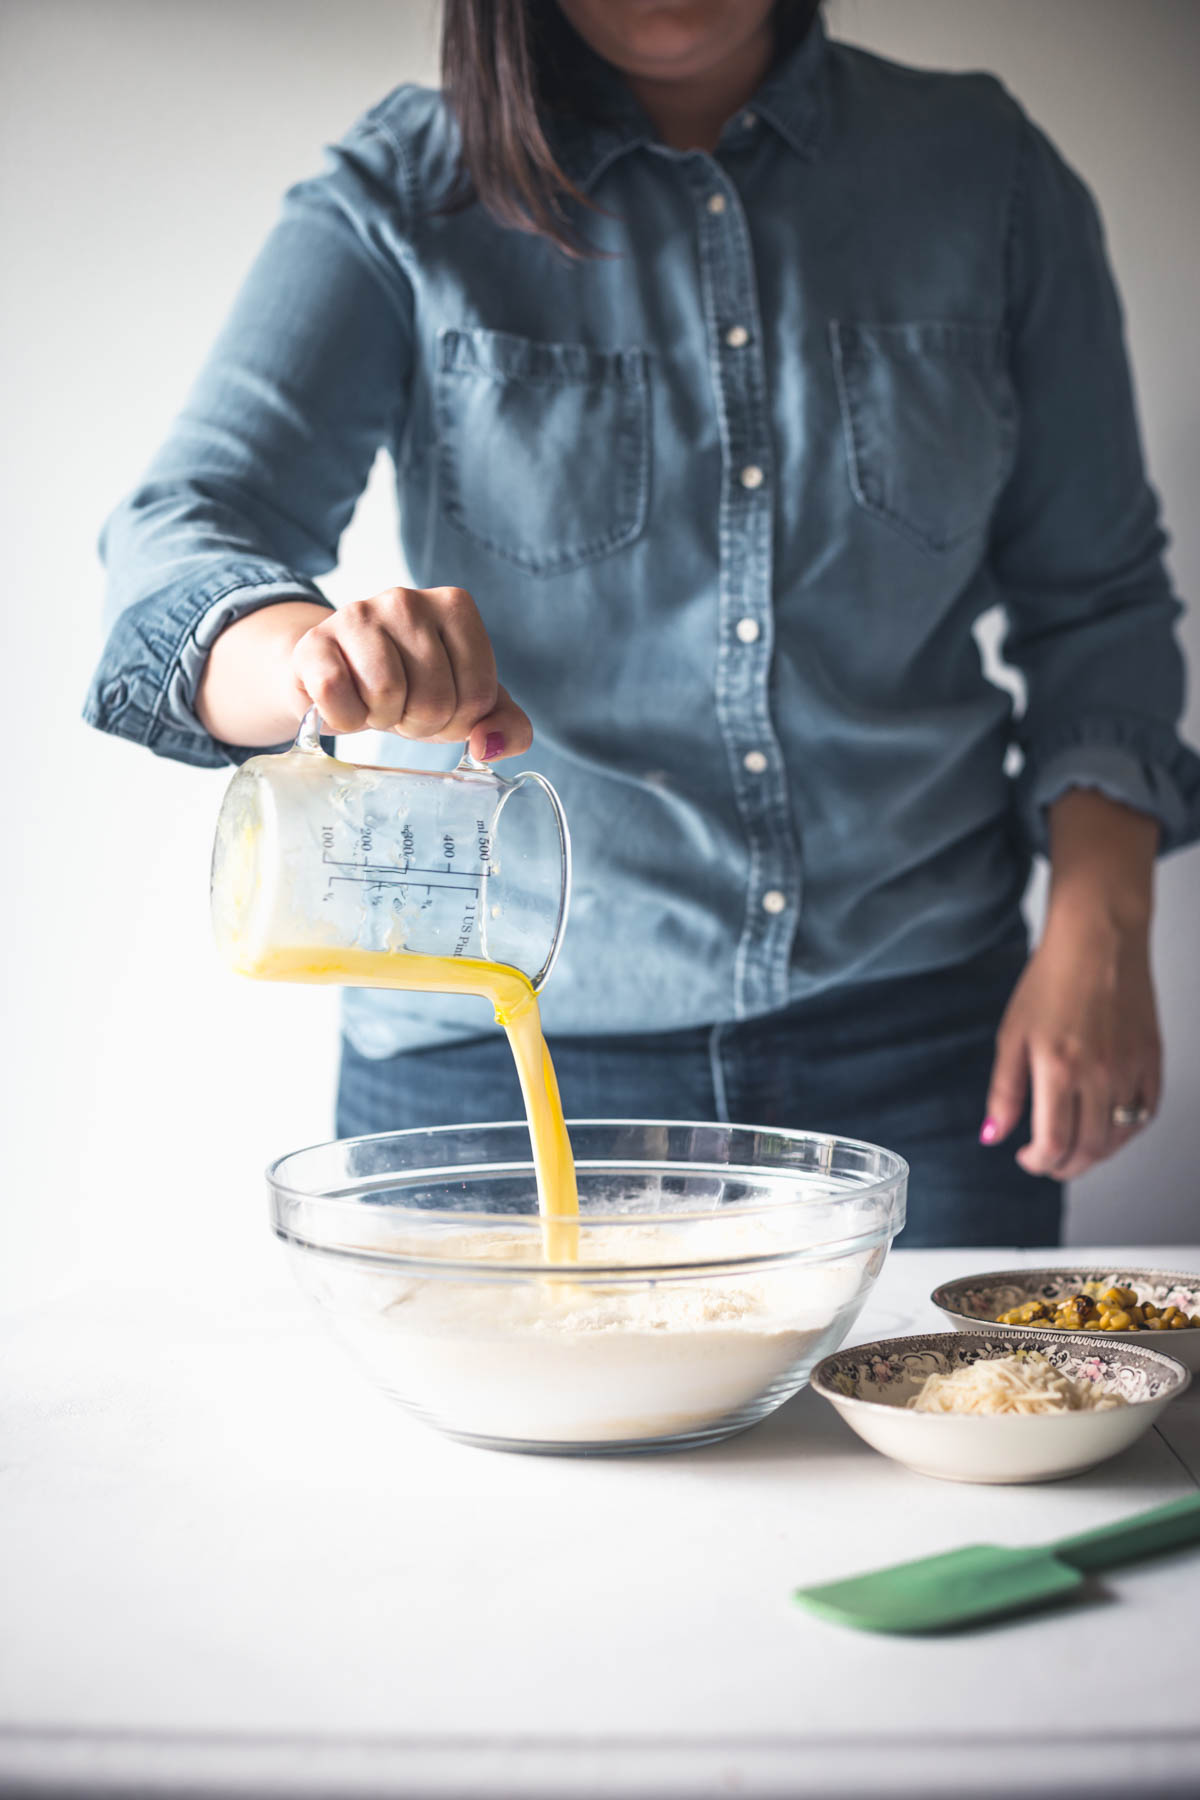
930, 1265, 1200, 1340
810, 1329, 1191, 1419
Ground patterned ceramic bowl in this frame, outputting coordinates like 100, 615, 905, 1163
931, 1267, 1200, 1372
810, 1331, 1189, 1484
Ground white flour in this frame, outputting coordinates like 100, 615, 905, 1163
310, 1223, 876, 1446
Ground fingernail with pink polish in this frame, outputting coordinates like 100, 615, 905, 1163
979, 1118, 999, 1146
483, 732, 505, 761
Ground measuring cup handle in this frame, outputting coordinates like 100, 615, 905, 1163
524, 771, 573, 992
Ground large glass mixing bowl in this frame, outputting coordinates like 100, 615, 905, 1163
268, 1122, 908, 1454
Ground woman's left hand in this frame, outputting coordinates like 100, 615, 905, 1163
982, 903, 1161, 1180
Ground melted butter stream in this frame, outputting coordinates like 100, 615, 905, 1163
236, 946, 579, 1263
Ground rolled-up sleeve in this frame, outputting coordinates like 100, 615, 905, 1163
84, 115, 415, 769
991, 112, 1200, 854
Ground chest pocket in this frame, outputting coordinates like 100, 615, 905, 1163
436, 327, 649, 577
830, 321, 1015, 554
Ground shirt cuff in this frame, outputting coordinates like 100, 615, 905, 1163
84, 568, 332, 770
169, 581, 330, 747
1018, 719, 1200, 855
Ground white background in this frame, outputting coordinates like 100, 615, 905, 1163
2, 0, 1197, 1310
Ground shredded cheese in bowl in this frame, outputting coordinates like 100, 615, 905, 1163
907, 1352, 1127, 1416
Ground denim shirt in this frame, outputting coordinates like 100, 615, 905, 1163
85, 22, 1200, 1055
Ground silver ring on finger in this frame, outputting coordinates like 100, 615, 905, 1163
1111, 1103, 1152, 1128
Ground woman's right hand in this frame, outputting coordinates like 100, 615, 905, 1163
195, 586, 533, 762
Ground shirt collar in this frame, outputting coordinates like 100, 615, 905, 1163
746, 12, 829, 159
545, 14, 829, 193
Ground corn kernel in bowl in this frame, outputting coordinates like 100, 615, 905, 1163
996, 1284, 1200, 1334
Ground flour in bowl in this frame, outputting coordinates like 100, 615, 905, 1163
308, 1223, 878, 1447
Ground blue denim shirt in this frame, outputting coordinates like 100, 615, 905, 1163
86, 22, 1200, 1055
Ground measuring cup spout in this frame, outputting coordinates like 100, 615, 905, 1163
294, 707, 326, 754
454, 748, 493, 775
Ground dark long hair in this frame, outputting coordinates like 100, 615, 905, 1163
441, 0, 822, 256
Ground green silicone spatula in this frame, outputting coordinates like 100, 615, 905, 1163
793, 1492, 1200, 1633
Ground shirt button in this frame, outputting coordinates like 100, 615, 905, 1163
741, 111, 757, 129
740, 463, 764, 490
743, 750, 768, 773
761, 889, 787, 915
725, 324, 749, 349
735, 617, 760, 644
706, 192, 727, 215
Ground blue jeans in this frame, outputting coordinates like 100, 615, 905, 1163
335, 939, 1061, 1250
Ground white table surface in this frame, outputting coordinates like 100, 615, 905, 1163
3, 1245, 1199, 1799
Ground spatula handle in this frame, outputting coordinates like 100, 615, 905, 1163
1052, 1493, 1200, 1573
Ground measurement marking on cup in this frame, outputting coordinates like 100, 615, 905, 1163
321, 854, 491, 880
454, 891, 478, 957
324, 875, 482, 896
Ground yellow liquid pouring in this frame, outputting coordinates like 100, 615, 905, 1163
236, 947, 579, 1261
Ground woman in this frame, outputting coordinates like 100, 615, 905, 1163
85, 0, 1200, 1246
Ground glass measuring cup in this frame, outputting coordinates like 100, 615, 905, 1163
211, 708, 571, 987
